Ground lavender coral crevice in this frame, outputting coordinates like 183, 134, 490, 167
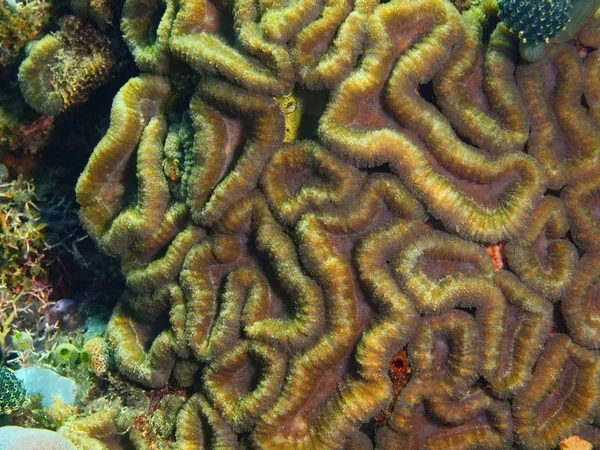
74, 0, 600, 448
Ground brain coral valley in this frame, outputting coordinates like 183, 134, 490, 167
72, 0, 600, 448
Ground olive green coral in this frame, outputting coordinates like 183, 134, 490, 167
18, 16, 114, 116
73, 0, 600, 448
0, 0, 50, 66
505, 196, 578, 301
513, 334, 600, 449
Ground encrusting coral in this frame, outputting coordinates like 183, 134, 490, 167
73, 0, 600, 448
0, 0, 50, 67
18, 16, 114, 116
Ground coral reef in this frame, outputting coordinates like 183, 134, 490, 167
513, 334, 600, 449
71, 0, 600, 449
0, 176, 47, 292
71, 0, 115, 28
18, 16, 114, 116
0, 0, 50, 67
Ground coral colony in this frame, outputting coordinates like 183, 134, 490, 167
1, 0, 600, 449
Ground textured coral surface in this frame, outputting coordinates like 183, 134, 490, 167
75, 0, 600, 448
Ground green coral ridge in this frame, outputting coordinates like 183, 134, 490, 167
0, 367, 28, 414
72, 0, 600, 449
0, 0, 50, 66
18, 16, 114, 116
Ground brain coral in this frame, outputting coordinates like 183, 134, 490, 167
18, 16, 114, 116
75, 0, 600, 448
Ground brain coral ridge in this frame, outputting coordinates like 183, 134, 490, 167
75, 0, 600, 448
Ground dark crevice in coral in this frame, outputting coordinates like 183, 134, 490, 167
146, 0, 167, 45
122, 149, 140, 206
482, 17, 501, 47
365, 163, 392, 174
523, 135, 530, 154
544, 188, 563, 197
425, 216, 449, 232
551, 302, 568, 335
455, 306, 477, 317
298, 88, 329, 140
218, 3, 238, 48
564, 230, 586, 258
417, 81, 437, 109
581, 94, 590, 111
146, 316, 171, 352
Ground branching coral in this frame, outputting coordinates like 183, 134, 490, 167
0, 175, 56, 362
74, 0, 600, 448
